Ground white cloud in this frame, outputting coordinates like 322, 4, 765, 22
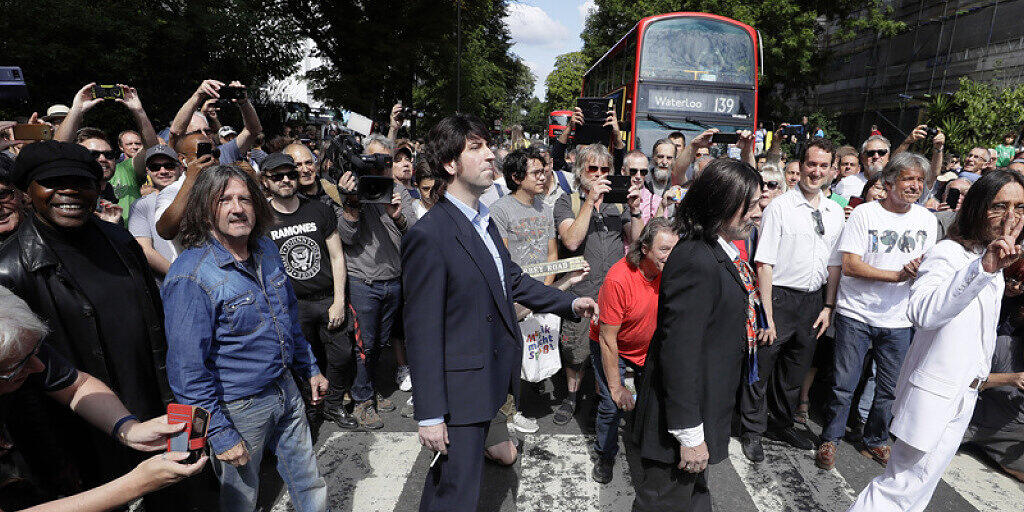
578, 0, 597, 19
505, 3, 570, 49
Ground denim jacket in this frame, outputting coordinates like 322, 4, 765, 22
162, 235, 320, 454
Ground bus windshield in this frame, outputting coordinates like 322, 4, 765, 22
640, 17, 754, 85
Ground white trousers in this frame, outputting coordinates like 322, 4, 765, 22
847, 390, 978, 512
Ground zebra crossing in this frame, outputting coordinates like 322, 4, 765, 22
270, 429, 1024, 512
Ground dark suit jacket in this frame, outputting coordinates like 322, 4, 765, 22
402, 197, 577, 426
631, 238, 747, 465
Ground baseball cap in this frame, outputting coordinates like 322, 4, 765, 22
935, 170, 959, 183
262, 152, 295, 173
11, 141, 102, 190
218, 126, 238, 138
42, 104, 70, 122
395, 143, 414, 160
144, 144, 178, 163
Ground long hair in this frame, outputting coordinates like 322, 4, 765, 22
948, 169, 1024, 250
673, 158, 762, 242
178, 164, 275, 249
626, 217, 675, 268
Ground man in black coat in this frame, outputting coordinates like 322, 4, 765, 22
0, 141, 175, 507
631, 158, 764, 511
403, 115, 598, 511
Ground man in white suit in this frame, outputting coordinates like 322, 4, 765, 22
849, 169, 1024, 511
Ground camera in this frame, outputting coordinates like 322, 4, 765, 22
924, 126, 939, 138
93, 84, 124, 100
780, 124, 804, 137
397, 106, 424, 120
321, 130, 393, 186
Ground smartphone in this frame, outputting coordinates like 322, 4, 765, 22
12, 123, 52, 141
711, 132, 740, 144
945, 187, 961, 210
93, 84, 124, 100
576, 97, 614, 124
167, 404, 209, 464
196, 142, 214, 159
357, 175, 396, 204
218, 85, 247, 101
848, 196, 865, 208
603, 175, 632, 204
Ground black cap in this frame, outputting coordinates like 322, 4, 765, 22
12, 141, 102, 191
262, 152, 295, 173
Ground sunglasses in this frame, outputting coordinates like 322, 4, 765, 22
147, 162, 179, 172
764, 180, 780, 190
90, 149, 118, 160
267, 170, 300, 182
864, 149, 889, 158
811, 210, 825, 236
627, 167, 648, 176
0, 338, 42, 381
587, 165, 611, 174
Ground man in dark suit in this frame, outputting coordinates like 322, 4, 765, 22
631, 158, 764, 511
403, 114, 598, 512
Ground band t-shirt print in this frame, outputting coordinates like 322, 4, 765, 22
268, 199, 338, 298
835, 201, 938, 328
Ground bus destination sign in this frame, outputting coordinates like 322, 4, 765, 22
645, 87, 746, 118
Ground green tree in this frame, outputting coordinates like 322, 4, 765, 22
578, 0, 905, 119
924, 77, 1024, 156
545, 52, 588, 111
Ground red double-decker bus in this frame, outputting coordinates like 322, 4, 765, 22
548, 110, 573, 142
581, 12, 761, 153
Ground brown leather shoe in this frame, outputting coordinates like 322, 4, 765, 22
816, 441, 837, 470
862, 444, 890, 466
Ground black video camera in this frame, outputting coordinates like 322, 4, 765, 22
321, 130, 393, 186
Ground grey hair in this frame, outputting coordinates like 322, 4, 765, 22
0, 286, 49, 361
364, 134, 394, 154
760, 166, 788, 193
572, 143, 613, 189
860, 134, 891, 153
626, 217, 675, 268
880, 151, 930, 187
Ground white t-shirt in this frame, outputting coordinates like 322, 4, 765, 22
154, 173, 186, 256
128, 193, 179, 265
836, 201, 937, 328
834, 173, 868, 199
479, 176, 509, 208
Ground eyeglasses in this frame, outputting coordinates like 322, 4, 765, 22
90, 149, 118, 160
525, 169, 546, 179
0, 338, 42, 381
627, 167, 648, 176
987, 202, 1024, 216
267, 170, 300, 182
146, 162, 179, 172
811, 210, 825, 236
587, 165, 611, 174
864, 149, 889, 158
764, 180, 780, 190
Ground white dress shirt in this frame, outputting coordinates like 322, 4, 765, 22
754, 189, 844, 291
668, 237, 740, 448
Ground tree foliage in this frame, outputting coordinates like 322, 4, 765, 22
0, 0, 304, 126
545, 52, 589, 111
273, 0, 535, 131
924, 77, 1024, 156
578, 0, 905, 119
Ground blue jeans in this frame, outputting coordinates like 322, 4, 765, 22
857, 360, 876, 423
821, 313, 913, 448
212, 375, 326, 512
348, 278, 401, 403
590, 339, 642, 461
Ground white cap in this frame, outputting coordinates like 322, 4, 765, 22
218, 126, 237, 138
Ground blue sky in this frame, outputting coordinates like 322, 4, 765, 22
505, 1, 596, 100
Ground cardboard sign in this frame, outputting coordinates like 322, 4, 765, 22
521, 257, 587, 278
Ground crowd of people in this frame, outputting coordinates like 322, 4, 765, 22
0, 78, 1022, 512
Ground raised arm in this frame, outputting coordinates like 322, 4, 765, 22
671, 129, 716, 184
167, 79, 223, 150
230, 81, 261, 153
54, 83, 104, 142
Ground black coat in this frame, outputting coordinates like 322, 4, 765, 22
0, 214, 171, 493
631, 238, 747, 465
401, 197, 577, 426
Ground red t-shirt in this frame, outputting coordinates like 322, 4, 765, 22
589, 258, 660, 366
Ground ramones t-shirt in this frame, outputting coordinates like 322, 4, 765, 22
268, 198, 338, 298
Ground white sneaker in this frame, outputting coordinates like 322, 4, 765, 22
508, 412, 540, 433
396, 365, 412, 392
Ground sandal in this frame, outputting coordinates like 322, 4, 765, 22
794, 398, 810, 424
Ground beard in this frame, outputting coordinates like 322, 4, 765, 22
653, 168, 670, 182
866, 163, 885, 177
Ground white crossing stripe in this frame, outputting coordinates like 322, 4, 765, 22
516, 433, 634, 512
941, 451, 1024, 511
271, 431, 423, 512
727, 437, 858, 512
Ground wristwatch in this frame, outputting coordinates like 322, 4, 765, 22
630, 211, 642, 218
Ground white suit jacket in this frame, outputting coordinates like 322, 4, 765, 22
890, 240, 1004, 452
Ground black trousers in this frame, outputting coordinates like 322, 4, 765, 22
294, 295, 355, 409
632, 458, 711, 512
740, 285, 822, 435
420, 421, 489, 512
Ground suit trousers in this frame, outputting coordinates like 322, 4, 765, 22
419, 421, 489, 512
632, 458, 711, 512
740, 286, 822, 435
847, 390, 978, 512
